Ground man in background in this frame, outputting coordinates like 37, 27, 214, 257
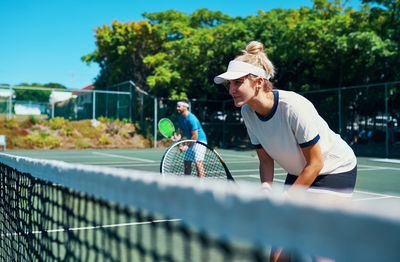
173, 99, 207, 177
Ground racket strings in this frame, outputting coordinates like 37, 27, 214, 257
158, 119, 175, 137
162, 142, 227, 179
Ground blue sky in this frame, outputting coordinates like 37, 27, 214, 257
0, 0, 362, 90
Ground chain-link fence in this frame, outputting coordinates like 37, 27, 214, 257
1, 81, 399, 157
0, 85, 132, 121
301, 81, 400, 158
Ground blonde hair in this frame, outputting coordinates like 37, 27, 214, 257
235, 41, 275, 90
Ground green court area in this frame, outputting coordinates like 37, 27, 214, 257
2, 148, 400, 261
6, 147, 400, 203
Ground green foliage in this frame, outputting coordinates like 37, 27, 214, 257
29, 115, 37, 124
121, 130, 129, 137
83, 0, 399, 100
121, 118, 131, 124
99, 135, 112, 145
81, 19, 163, 89
98, 116, 113, 123
105, 122, 121, 135
43, 135, 61, 148
3, 118, 18, 129
24, 134, 42, 147
75, 140, 92, 149
24, 134, 60, 149
42, 83, 67, 89
0, 117, 145, 150
15, 83, 66, 102
71, 120, 102, 139
49, 117, 68, 130
64, 127, 74, 136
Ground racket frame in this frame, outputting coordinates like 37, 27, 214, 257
160, 139, 234, 181
158, 118, 175, 138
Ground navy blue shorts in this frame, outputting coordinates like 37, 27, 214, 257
285, 165, 357, 194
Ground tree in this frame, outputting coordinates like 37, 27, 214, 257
14, 83, 66, 102
82, 19, 163, 90
83, 1, 399, 100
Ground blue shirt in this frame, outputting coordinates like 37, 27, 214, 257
178, 112, 207, 142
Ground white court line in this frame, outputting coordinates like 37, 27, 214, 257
92, 152, 156, 163
233, 174, 400, 201
353, 196, 394, 201
227, 160, 260, 164
222, 153, 256, 159
358, 164, 400, 171
105, 164, 160, 168
2, 219, 181, 237
231, 169, 285, 173
369, 158, 400, 164
234, 172, 287, 178
234, 174, 259, 178
86, 162, 160, 167
355, 190, 400, 199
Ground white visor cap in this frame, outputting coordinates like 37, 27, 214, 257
214, 60, 270, 84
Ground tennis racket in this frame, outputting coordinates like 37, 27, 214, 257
160, 139, 234, 181
158, 118, 175, 138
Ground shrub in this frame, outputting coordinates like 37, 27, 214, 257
122, 130, 129, 137
44, 135, 61, 149
98, 116, 113, 123
49, 117, 68, 130
72, 120, 101, 139
75, 140, 92, 149
24, 134, 44, 148
106, 122, 121, 135
29, 115, 37, 124
99, 135, 111, 145
24, 134, 60, 148
39, 132, 49, 139
65, 127, 73, 136
4, 118, 18, 129
95, 124, 106, 133
121, 118, 131, 124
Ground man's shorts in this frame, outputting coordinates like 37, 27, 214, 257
184, 142, 207, 162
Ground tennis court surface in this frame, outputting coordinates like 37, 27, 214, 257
1, 149, 400, 261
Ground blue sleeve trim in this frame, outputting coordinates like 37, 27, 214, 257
253, 144, 263, 149
299, 134, 320, 148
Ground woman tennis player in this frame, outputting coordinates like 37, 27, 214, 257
214, 41, 357, 262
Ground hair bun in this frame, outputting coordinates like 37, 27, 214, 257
245, 41, 264, 55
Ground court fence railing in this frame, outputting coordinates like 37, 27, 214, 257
1, 81, 400, 158
107, 80, 400, 158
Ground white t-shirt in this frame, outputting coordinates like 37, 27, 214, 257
242, 90, 356, 176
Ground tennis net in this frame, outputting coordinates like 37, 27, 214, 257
1, 153, 400, 261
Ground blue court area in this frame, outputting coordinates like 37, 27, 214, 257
6, 148, 400, 204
